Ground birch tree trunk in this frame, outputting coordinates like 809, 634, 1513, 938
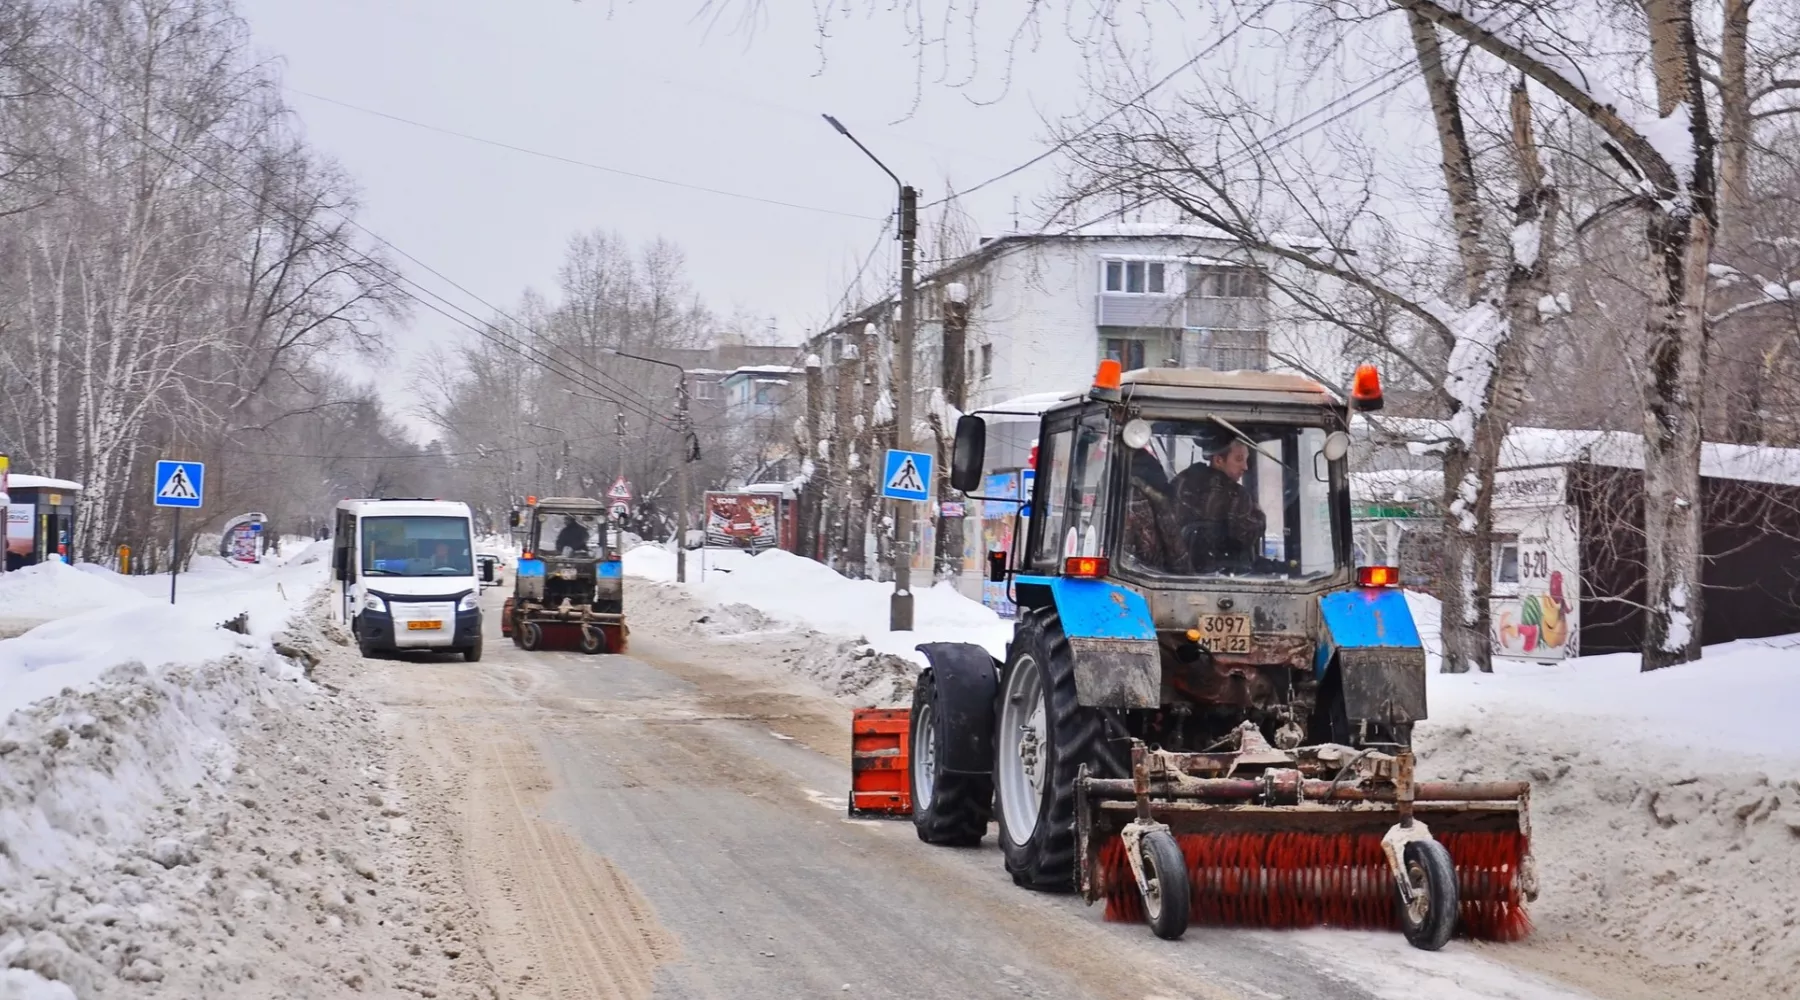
1397, 0, 1717, 670
1639, 0, 1714, 670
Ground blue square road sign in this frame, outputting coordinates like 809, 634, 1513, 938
153, 460, 205, 509
881, 448, 934, 502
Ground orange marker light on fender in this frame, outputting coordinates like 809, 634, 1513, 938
1063, 556, 1109, 579
1350, 364, 1384, 411
526, 495, 538, 505
1358, 565, 1399, 588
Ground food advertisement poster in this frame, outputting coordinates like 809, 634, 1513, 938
703, 492, 778, 550
1490, 537, 1578, 661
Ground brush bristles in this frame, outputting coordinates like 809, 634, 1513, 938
1100, 830, 1531, 942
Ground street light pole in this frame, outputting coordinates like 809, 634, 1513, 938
601, 348, 694, 584
824, 113, 917, 632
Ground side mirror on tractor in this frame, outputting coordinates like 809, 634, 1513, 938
508, 510, 521, 528
950, 414, 987, 493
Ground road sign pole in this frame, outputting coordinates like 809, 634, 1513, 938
169, 508, 179, 605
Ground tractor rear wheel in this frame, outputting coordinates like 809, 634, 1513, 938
909, 669, 993, 846
993, 610, 1129, 892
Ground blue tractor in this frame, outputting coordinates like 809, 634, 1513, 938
899, 362, 1533, 949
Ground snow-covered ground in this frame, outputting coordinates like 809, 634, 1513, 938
624, 549, 1798, 998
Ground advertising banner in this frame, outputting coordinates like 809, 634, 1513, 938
704, 492, 779, 550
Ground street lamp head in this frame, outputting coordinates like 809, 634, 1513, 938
600, 347, 619, 356
822, 113, 850, 136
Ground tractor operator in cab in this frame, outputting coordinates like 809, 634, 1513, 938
1171, 439, 1266, 572
552, 515, 592, 556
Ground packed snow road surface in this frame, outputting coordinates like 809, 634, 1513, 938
353, 583, 1600, 1000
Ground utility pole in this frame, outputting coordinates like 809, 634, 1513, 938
615, 407, 626, 486
824, 112, 917, 631
893, 184, 918, 630
600, 347, 692, 582
675, 374, 693, 584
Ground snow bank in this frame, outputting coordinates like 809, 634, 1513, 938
623, 546, 1012, 705
0, 548, 326, 721
0, 590, 489, 998
675, 548, 1011, 665
0, 562, 149, 626
1406, 591, 1800, 997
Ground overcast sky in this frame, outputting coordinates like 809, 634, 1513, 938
235, 0, 1128, 431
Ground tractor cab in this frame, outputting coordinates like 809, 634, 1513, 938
950, 361, 1397, 747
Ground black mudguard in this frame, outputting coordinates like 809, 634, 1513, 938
915, 642, 1000, 775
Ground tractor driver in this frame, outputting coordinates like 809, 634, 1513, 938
552, 515, 592, 556
1170, 438, 1266, 572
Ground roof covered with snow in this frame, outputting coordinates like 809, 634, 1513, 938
1360, 417, 1800, 489
727, 365, 805, 377
5, 474, 83, 492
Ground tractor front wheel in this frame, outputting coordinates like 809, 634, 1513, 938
993, 610, 1128, 892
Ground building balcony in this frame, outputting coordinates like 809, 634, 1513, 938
1095, 293, 1268, 330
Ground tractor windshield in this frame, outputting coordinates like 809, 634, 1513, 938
535, 511, 605, 559
1121, 419, 1341, 579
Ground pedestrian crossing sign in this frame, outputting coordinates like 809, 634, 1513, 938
153, 460, 205, 509
882, 449, 933, 502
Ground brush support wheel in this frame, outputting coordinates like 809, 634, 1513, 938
519, 620, 544, 652
1398, 839, 1459, 951
1138, 830, 1191, 941
579, 625, 607, 655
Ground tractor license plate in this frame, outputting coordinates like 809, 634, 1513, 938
1196, 614, 1251, 653
407, 620, 441, 631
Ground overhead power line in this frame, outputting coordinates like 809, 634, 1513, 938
285, 87, 883, 222
920, 4, 1268, 211
29, 53, 676, 431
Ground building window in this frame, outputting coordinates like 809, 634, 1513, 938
1103, 337, 1146, 371
1190, 266, 1264, 299
981, 343, 993, 378
1104, 260, 1166, 294
693, 380, 718, 401
1494, 534, 1520, 585
754, 383, 776, 405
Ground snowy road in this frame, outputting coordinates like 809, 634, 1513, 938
357, 586, 1606, 1000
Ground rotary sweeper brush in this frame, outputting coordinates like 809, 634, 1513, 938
848, 361, 1537, 950
1082, 728, 1532, 946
